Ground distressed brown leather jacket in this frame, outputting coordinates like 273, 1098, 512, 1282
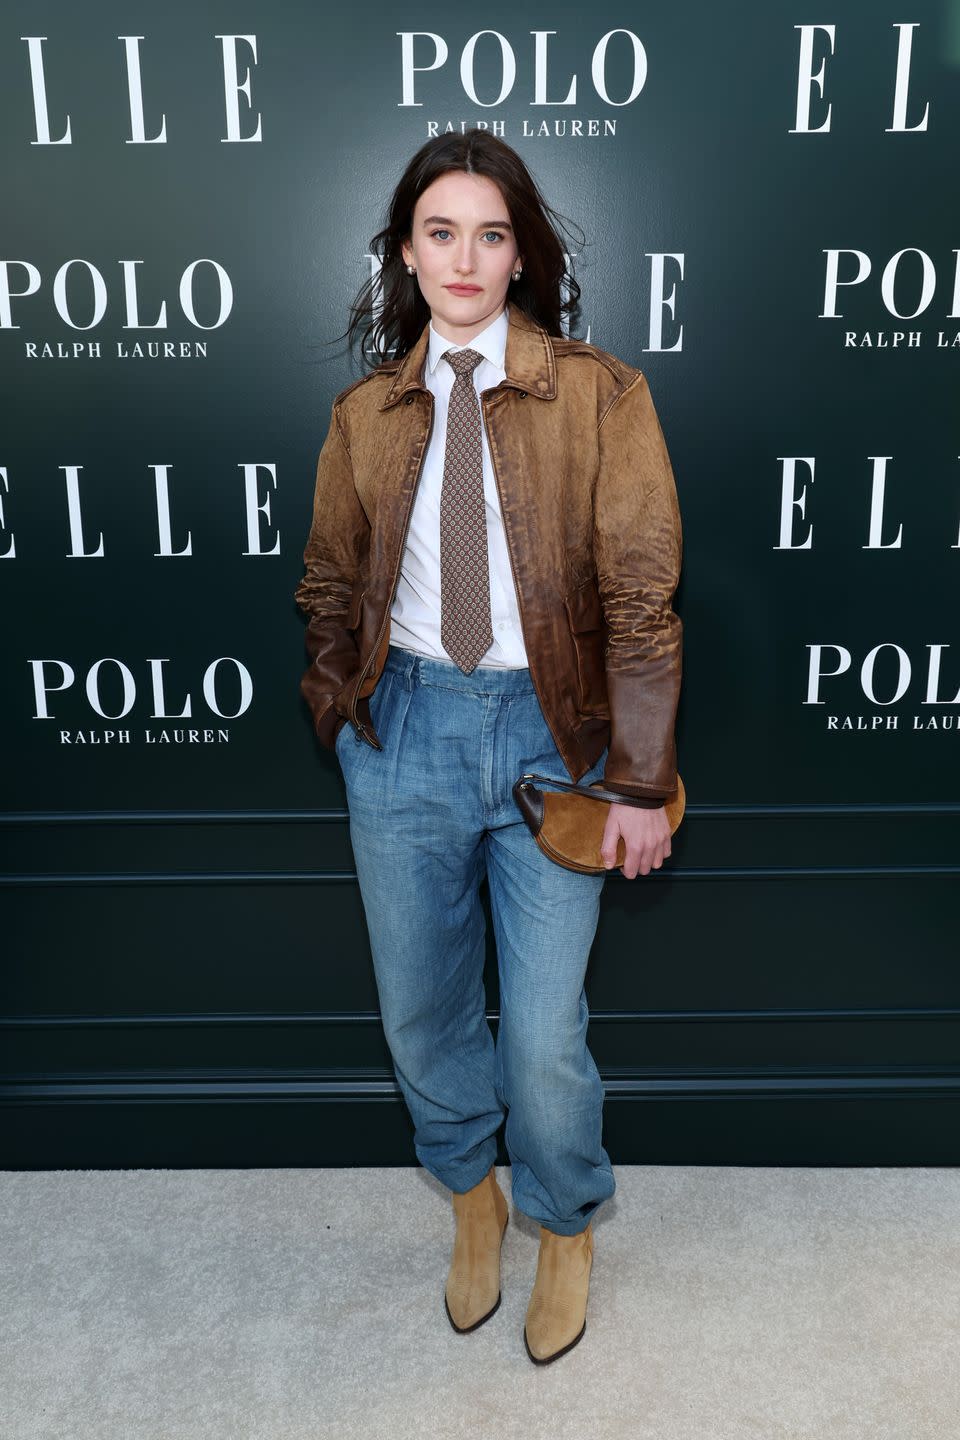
294, 300, 683, 806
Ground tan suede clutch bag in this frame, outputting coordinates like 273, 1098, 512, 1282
511, 772, 686, 875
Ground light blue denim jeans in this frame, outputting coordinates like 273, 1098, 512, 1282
335, 642, 617, 1235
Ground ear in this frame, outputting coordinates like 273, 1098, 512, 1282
400, 238, 413, 268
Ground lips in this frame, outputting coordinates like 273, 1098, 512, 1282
446, 285, 481, 294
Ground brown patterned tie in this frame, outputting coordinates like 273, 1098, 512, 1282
440, 348, 493, 672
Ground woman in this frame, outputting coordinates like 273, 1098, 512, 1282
294, 131, 683, 1365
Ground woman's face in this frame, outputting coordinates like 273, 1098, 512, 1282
400, 170, 523, 342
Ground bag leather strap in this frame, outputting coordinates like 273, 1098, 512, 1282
515, 772, 664, 807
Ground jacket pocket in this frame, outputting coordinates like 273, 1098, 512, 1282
563, 578, 609, 718
345, 580, 365, 633
329, 581, 366, 730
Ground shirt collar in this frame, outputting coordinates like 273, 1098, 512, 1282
427, 305, 509, 376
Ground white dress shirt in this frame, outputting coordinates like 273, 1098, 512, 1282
388, 306, 530, 667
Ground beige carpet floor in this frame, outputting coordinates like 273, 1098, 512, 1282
1, 1164, 957, 1440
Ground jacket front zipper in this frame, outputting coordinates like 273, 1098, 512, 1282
348, 390, 436, 745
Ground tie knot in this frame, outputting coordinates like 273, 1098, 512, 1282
443, 347, 484, 379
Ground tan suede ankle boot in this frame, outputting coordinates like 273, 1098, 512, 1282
523, 1220, 594, 1363
444, 1164, 509, 1333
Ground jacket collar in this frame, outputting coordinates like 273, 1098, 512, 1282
378, 300, 557, 409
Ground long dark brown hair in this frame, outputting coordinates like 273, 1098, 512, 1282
338, 132, 585, 368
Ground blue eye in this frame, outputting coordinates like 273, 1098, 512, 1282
428, 229, 505, 243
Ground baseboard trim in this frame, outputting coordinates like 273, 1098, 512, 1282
3, 1005, 960, 1029
3, 1066, 960, 1105
4, 1074, 958, 1167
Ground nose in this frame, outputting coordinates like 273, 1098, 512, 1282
453, 241, 476, 274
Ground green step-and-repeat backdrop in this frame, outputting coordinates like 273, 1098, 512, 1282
2, 2, 958, 1166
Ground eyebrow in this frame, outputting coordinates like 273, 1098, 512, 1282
422, 215, 514, 232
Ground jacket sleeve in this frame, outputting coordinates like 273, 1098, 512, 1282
293, 401, 371, 749
594, 370, 683, 805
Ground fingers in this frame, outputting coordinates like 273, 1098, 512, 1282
601, 834, 672, 879
619, 840, 670, 879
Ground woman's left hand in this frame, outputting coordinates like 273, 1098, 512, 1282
600, 803, 672, 879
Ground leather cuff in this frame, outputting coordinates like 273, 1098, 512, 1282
601, 779, 669, 808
